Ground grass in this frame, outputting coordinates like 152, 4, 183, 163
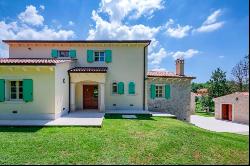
0, 116, 249, 165
194, 111, 215, 117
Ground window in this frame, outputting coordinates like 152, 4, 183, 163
155, 85, 164, 98
10, 81, 23, 100
94, 51, 105, 62
112, 82, 118, 94
58, 50, 69, 57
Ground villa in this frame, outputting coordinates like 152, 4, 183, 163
0, 40, 195, 121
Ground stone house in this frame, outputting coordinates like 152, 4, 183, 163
147, 59, 196, 121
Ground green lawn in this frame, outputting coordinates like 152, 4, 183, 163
0, 115, 249, 165
194, 111, 215, 117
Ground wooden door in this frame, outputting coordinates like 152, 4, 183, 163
83, 85, 98, 109
222, 104, 229, 120
228, 104, 232, 121
222, 104, 232, 121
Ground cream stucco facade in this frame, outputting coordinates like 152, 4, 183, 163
0, 40, 149, 119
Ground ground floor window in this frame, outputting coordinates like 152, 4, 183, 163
112, 82, 118, 94
10, 81, 23, 100
155, 85, 164, 98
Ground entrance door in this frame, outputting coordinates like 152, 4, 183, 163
83, 85, 98, 109
222, 104, 232, 121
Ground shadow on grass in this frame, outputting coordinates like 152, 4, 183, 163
105, 114, 156, 120
0, 127, 43, 133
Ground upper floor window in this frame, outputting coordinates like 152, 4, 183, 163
58, 50, 69, 57
94, 51, 105, 62
10, 81, 23, 100
155, 85, 164, 98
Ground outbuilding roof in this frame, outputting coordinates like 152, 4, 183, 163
147, 71, 196, 79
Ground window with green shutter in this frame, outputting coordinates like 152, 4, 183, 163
165, 84, 171, 99
87, 50, 94, 62
150, 84, 156, 99
118, 82, 124, 94
128, 82, 135, 94
69, 49, 76, 58
0, 79, 5, 102
105, 50, 112, 63
23, 79, 33, 102
51, 49, 58, 58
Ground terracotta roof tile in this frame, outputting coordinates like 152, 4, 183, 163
0, 58, 74, 65
68, 67, 108, 73
147, 71, 195, 79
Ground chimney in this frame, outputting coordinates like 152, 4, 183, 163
176, 59, 184, 76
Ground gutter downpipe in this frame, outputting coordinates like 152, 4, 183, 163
68, 71, 71, 113
143, 42, 150, 110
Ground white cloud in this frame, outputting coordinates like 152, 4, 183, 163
39, 5, 45, 10
18, 5, 44, 26
194, 9, 224, 33
151, 67, 166, 71
170, 49, 200, 59
99, 0, 164, 23
148, 48, 167, 65
0, 5, 75, 57
166, 24, 192, 38
68, 21, 75, 26
204, 9, 222, 25
195, 22, 224, 33
88, 11, 160, 40
163, 19, 192, 38
219, 55, 225, 58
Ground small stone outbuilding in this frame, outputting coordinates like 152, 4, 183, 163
147, 59, 195, 121
213, 92, 249, 124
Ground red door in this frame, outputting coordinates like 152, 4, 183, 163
222, 104, 232, 121
228, 104, 232, 121
83, 85, 98, 109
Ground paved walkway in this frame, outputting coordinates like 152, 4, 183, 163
190, 115, 249, 135
150, 112, 176, 118
0, 112, 104, 127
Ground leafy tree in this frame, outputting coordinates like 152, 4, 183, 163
231, 55, 249, 91
191, 82, 209, 93
208, 68, 229, 98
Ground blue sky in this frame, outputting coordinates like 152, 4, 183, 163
0, 0, 249, 82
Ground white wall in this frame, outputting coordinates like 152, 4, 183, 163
0, 66, 55, 119
54, 62, 73, 117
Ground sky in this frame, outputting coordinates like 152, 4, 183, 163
0, 0, 249, 82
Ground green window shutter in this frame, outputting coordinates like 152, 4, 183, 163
150, 84, 156, 99
105, 50, 112, 63
165, 84, 171, 99
87, 50, 94, 63
23, 79, 33, 102
51, 49, 58, 58
0, 79, 5, 102
118, 82, 124, 94
69, 49, 76, 58
128, 82, 135, 94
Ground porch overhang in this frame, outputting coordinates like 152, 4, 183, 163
68, 67, 107, 83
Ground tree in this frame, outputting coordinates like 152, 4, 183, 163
231, 55, 249, 92
191, 82, 209, 93
208, 68, 229, 98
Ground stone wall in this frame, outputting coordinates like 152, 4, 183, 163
147, 77, 192, 121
